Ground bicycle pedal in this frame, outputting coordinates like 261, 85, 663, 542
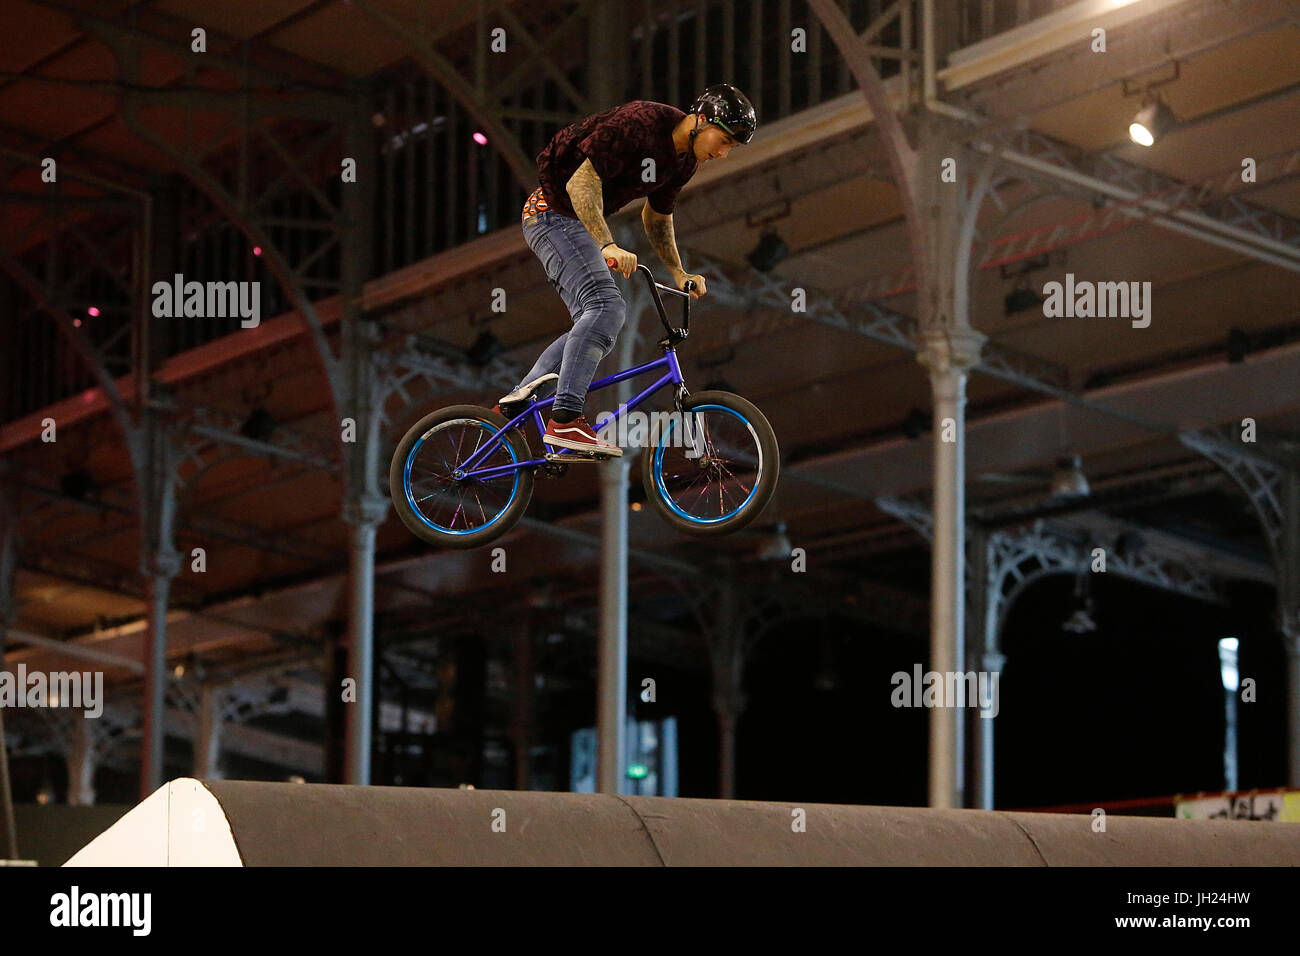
544, 451, 610, 462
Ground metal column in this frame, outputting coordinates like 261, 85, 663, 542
967, 524, 1000, 809
138, 408, 181, 798
915, 114, 985, 810
139, 568, 175, 795
66, 718, 96, 806
1286, 629, 1300, 787
342, 496, 388, 785
1283, 470, 1300, 786
596, 457, 629, 794
807, 0, 987, 808
595, 288, 644, 794
709, 564, 745, 799
339, 88, 385, 786
195, 683, 222, 780
512, 618, 535, 790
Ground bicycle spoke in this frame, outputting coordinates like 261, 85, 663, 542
655, 406, 763, 524
405, 418, 522, 534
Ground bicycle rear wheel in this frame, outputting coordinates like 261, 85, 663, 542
389, 405, 534, 549
642, 390, 779, 537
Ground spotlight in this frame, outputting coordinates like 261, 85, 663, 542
87, 306, 100, 317
472, 131, 488, 146
1004, 287, 1043, 316
746, 230, 789, 272
1062, 570, 1097, 633
902, 407, 929, 440
1050, 455, 1089, 497
1129, 98, 1176, 147
252, 246, 263, 257
240, 406, 276, 441
1061, 605, 1097, 634
466, 331, 502, 366
1218, 637, 1239, 693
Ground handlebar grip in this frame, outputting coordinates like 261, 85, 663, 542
606, 257, 617, 268
683, 279, 696, 293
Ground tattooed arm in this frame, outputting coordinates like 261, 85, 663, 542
641, 202, 685, 278
565, 158, 614, 248
643, 202, 707, 299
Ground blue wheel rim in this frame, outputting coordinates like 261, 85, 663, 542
653, 404, 762, 525
404, 419, 520, 535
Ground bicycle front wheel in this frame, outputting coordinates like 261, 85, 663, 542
642, 390, 779, 537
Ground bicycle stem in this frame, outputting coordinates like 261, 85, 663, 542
605, 260, 694, 338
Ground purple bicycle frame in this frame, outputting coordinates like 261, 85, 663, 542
451, 349, 686, 480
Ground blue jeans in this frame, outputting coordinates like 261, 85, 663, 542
514, 209, 627, 417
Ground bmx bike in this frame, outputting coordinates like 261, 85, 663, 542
389, 263, 780, 549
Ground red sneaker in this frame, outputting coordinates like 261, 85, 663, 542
544, 415, 622, 456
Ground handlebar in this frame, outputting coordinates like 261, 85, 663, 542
605, 260, 694, 340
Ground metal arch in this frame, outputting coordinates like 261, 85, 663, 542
876, 495, 935, 543
31, 702, 137, 771
990, 525, 1086, 617
875, 499, 1230, 618
0, 254, 139, 457
371, 343, 524, 437
214, 669, 302, 727
990, 521, 1225, 623
119, 104, 346, 408
806, 0, 924, 275
954, 147, 1003, 330
0, 155, 147, 471
85, 16, 366, 424
1180, 428, 1287, 563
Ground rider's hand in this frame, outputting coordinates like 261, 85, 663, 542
604, 244, 638, 278
675, 271, 707, 299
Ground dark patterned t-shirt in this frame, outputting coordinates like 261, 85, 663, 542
534, 100, 698, 220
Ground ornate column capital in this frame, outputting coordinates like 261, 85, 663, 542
341, 493, 390, 529
915, 326, 986, 378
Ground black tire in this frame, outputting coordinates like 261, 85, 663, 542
389, 404, 535, 550
641, 390, 779, 537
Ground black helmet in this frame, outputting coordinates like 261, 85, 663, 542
689, 83, 757, 145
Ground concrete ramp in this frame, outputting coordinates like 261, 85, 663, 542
65, 778, 1300, 866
